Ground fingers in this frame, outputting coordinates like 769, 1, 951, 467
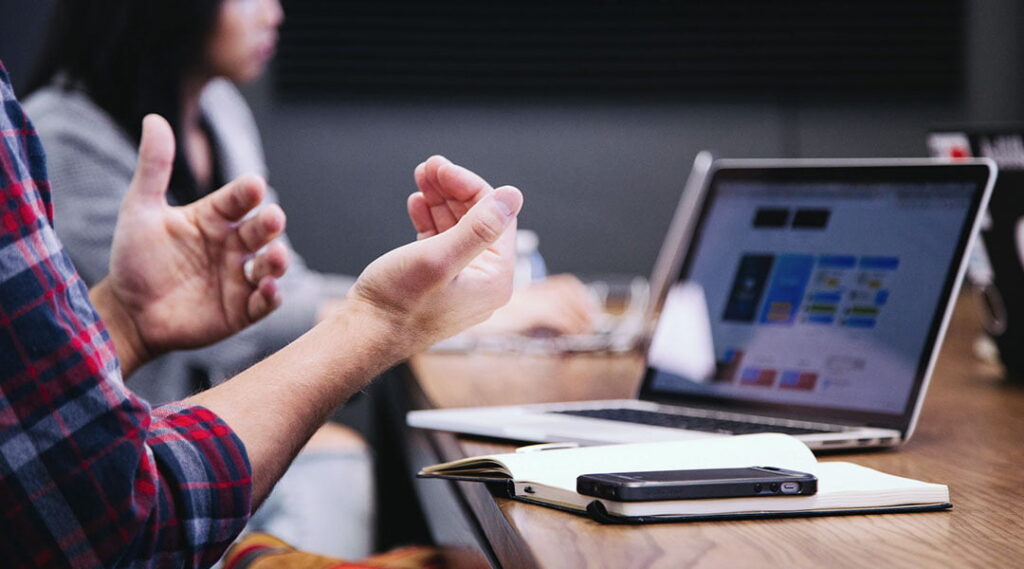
539, 297, 596, 335
551, 276, 601, 333
414, 155, 494, 234
125, 114, 175, 208
509, 275, 599, 335
425, 194, 458, 234
545, 275, 601, 315
237, 203, 286, 253
431, 185, 523, 274
247, 275, 282, 322
435, 159, 492, 204
530, 308, 591, 336
553, 299, 597, 334
414, 156, 447, 204
407, 192, 437, 239
244, 242, 289, 322
199, 175, 268, 223
248, 241, 289, 282
445, 197, 470, 221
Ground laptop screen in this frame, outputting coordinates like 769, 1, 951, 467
642, 163, 992, 428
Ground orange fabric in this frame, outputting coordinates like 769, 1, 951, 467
223, 534, 444, 569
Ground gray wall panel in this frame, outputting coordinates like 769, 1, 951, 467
4, 0, 1024, 278
248, 95, 787, 277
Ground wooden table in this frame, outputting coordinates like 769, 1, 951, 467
404, 295, 1024, 568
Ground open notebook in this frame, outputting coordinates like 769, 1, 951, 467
418, 434, 950, 523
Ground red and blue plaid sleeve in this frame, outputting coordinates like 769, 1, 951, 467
0, 63, 252, 568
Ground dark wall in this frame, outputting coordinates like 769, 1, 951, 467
0, 0, 54, 92
3, 0, 1023, 278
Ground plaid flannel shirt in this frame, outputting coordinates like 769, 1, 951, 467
0, 63, 252, 568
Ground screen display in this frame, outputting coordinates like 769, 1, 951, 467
647, 178, 976, 416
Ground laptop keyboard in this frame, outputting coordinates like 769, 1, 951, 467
553, 408, 835, 435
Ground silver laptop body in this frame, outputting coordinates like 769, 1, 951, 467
409, 156, 996, 450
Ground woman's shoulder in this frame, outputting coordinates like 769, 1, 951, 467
201, 78, 268, 178
200, 78, 248, 109
25, 85, 122, 138
23, 84, 136, 164
201, 79, 261, 138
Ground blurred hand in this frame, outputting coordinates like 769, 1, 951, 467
470, 273, 600, 337
345, 156, 523, 355
98, 114, 289, 369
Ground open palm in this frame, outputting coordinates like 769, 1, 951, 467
107, 115, 289, 356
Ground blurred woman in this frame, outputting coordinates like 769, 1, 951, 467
25, 0, 596, 558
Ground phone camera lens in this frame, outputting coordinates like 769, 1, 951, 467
753, 483, 763, 493
769, 483, 780, 493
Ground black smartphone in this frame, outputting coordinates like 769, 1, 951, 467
576, 466, 818, 501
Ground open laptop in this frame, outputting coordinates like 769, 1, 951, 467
409, 157, 996, 450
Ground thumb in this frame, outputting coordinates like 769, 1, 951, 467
431, 185, 523, 271
126, 114, 175, 207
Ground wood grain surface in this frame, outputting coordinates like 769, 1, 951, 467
409, 294, 1024, 569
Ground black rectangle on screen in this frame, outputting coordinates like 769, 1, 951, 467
793, 209, 831, 229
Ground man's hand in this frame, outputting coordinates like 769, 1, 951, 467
345, 156, 523, 356
407, 156, 598, 338
91, 115, 289, 375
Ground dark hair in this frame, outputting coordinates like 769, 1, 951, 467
27, 0, 225, 204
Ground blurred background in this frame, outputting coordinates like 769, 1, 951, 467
2, 0, 1022, 278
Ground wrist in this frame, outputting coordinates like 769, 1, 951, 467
327, 297, 419, 367
89, 279, 154, 376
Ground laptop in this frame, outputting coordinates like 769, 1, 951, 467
409, 156, 996, 450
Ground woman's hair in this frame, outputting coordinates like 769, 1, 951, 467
27, 0, 225, 204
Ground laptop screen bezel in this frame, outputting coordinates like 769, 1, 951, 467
637, 160, 994, 434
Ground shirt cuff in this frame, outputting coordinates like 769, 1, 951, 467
149, 402, 253, 564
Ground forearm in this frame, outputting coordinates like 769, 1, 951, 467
187, 301, 404, 504
90, 278, 151, 377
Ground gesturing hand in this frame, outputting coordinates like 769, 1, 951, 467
407, 155, 492, 239
95, 115, 289, 373
408, 156, 598, 338
345, 156, 523, 356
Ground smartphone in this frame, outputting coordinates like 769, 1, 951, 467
576, 466, 817, 501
